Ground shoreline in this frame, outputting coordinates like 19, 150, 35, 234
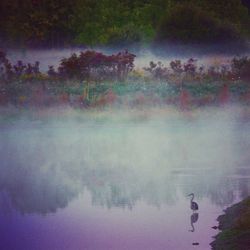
211, 197, 250, 250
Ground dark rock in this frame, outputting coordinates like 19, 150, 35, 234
192, 242, 199, 246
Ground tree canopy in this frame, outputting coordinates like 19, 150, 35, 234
0, 0, 249, 47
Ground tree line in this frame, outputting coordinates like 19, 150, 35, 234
0, 0, 249, 47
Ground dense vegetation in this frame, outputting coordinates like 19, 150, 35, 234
0, 0, 249, 47
211, 197, 250, 250
1, 49, 250, 108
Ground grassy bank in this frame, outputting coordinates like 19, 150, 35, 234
1, 50, 250, 109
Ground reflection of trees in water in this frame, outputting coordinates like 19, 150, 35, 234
0, 123, 250, 215
80, 165, 178, 210
86, 170, 178, 209
1, 159, 249, 215
0, 160, 81, 215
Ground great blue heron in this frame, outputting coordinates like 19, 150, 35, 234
188, 193, 199, 211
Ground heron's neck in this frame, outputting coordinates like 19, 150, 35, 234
190, 194, 194, 202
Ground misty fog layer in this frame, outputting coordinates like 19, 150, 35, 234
6, 47, 250, 72
0, 106, 249, 214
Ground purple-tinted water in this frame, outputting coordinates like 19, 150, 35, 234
0, 108, 250, 250
0, 192, 227, 250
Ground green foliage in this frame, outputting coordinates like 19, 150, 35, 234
156, 3, 243, 44
193, 0, 250, 35
0, 0, 249, 47
71, 0, 162, 46
211, 197, 250, 250
0, 0, 74, 46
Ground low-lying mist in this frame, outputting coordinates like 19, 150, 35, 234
1, 105, 249, 214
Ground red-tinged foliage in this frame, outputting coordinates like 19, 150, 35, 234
91, 90, 117, 107
93, 95, 107, 107
218, 84, 230, 105
1, 49, 250, 109
58, 50, 136, 81
59, 93, 69, 104
179, 89, 191, 110
105, 89, 117, 105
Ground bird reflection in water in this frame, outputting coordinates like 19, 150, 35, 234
189, 212, 199, 232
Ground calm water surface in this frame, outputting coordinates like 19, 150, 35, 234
0, 108, 250, 250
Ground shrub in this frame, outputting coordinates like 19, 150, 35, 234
170, 60, 183, 74
0, 50, 41, 81
143, 61, 169, 80
144, 58, 198, 82
58, 50, 136, 81
0, 50, 12, 80
183, 58, 197, 75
